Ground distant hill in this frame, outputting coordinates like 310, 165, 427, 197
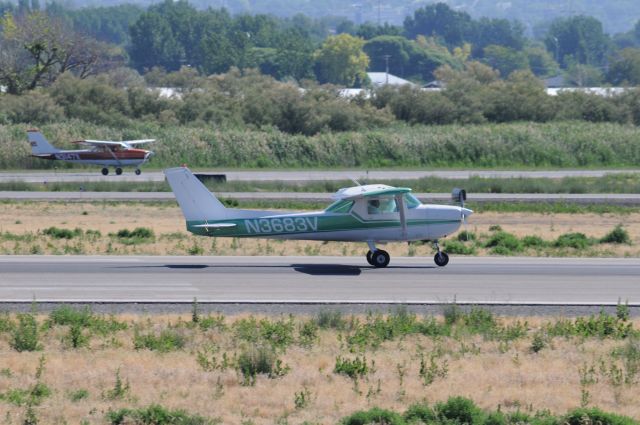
69, 0, 640, 35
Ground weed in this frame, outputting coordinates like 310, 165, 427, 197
457, 230, 476, 241
11, 313, 40, 352
522, 235, 547, 248
106, 404, 217, 425
315, 310, 346, 330
530, 332, 546, 353
69, 389, 89, 402
111, 227, 155, 244
617, 299, 631, 322
484, 231, 523, 255
66, 323, 89, 349
198, 314, 226, 331
237, 346, 289, 385
443, 240, 476, 255
554, 232, 594, 249
294, 387, 312, 409
42, 227, 82, 239
334, 356, 370, 380
191, 297, 200, 324
298, 319, 319, 348
134, 328, 186, 352
104, 368, 130, 400
196, 345, 232, 372
601, 225, 632, 244
419, 353, 448, 386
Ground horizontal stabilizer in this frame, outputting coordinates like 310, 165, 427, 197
193, 223, 237, 229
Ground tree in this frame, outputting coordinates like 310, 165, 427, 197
314, 33, 369, 86
482, 45, 529, 77
525, 45, 559, 77
403, 3, 473, 49
473, 18, 525, 56
129, 11, 184, 72
544, 16, 610, 67
0, 12, 118, 94
363, 36, 411, 77
607, 48, 640, 85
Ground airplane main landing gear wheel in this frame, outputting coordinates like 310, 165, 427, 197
135, 169, 142, 175
115, 167, 123, 175
371, 250, 390, 268
101, 167, 109, 176
434, 251, 449, 267
366, 250, 374, 265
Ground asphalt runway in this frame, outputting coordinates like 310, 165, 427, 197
1, 256, 638, 305
1, 169, 639, 183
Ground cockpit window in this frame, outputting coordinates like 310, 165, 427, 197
325, 200, 354, 213
368, 197, 397, 214
404, 193, 421, 209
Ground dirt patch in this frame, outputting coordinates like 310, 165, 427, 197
0, 202, 638, 257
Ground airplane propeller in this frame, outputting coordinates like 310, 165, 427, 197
452, 188, 472, 241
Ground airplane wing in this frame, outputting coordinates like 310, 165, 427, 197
74, 139, 156, 148
337, 187, 412, 200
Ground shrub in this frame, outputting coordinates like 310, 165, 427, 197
403, 403, 436, 423
443, 240, 476, 255
106, 404, 215, 425
340, 408, 406, 425
334, 356, 370, 379
483, 231, 523, 255
435, 397, 485, 425
600, 225, 631, 244
113, 227, 155, 245
457, 230, 476, 241
546, 312, 635, 339
236, 345, 288, 385
11, 313, 41, 352
233, 316, 295, 349
69, 389, 89, 402
134, 329, 186, 352
522, 235, 547, 248
48, 306, 127, 334
315, 309, 346, 329
530, 332, 546, 353
554, 233, 594, 249
564, 408, 637, 425
298, 319, 319, 347
42, 227, 82, 239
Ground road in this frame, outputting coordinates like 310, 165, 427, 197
2, 191, 640, 205
1, 256, 638, 305
1, 169, 639, 183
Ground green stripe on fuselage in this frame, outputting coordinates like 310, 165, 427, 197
186, 213, 459, 238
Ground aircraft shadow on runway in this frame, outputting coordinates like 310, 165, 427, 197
107, 264, 436, 275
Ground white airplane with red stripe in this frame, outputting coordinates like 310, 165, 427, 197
27, 130, 155, 175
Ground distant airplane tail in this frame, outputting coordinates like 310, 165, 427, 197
164, 167, 228, 222
27, 130, 60, 155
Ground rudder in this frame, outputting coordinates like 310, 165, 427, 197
164, 167, 227, 222
27, 130, 60, 155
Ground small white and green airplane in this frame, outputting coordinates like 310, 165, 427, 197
165, 167, 473, 268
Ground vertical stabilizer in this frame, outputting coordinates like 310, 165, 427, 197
27, 130, 60, 155
164, 167, 227, 222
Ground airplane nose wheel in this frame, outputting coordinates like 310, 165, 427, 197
115, 167, 123, 175
101, 168, 109, 176
135, 169, 141, 175
434, 252, 449, 267
433, 240, 449, 267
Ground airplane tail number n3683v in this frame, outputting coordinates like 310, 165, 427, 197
164, 167, 472, 268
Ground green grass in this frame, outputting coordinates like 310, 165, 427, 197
4, 121, 640, 170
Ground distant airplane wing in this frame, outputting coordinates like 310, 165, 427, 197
74, 139, 156, 148
121, 139, 156, 146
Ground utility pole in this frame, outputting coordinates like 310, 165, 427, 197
383, 54, 391, 84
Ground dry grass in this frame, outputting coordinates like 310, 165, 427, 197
0, 202, 638, 257
0, 312, 639, 424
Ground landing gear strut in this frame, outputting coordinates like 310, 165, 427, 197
433, 240, 449, 267
366, 242, 390, 268
101, 167, 109, 176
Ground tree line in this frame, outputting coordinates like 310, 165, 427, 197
2, 0, 640, 96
